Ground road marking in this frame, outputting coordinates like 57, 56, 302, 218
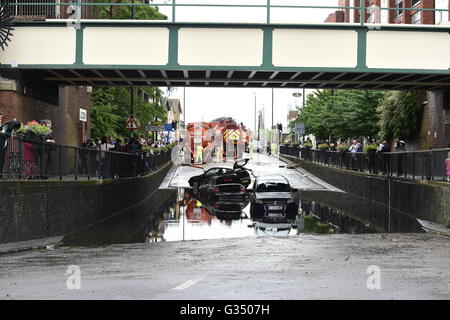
173, 279, 199, 290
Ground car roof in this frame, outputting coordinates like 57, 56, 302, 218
256, 175, 289, 183
206, 167, 233, 171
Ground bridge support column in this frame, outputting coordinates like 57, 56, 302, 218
409, 90, 450, 150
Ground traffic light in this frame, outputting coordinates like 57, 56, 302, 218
277, 123, 282, 132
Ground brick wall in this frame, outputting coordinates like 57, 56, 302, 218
389, 0, 436, 24
0, 86, 90, 146
426, 91, 450, 148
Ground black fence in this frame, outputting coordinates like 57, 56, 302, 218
280, 146, 450, 182
0, 137, 172, 180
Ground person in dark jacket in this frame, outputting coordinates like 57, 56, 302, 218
379, 140, 391, 175
39, 120, 55, 179
0, 120, 21, 177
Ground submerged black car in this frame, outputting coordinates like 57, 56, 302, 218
188, 159, 251, 193
197, 174, 246, 200
249, 175, 298, 222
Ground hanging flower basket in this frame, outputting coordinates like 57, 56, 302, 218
16, 121, 52, 143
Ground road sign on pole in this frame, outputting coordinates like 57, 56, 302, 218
164, 123, 173, 131
125, 116, 139, 130
295, 122, 305, 135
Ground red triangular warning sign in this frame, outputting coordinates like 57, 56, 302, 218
125, 116, 139, 130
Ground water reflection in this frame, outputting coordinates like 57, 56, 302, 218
298, 191, 424, 234
250, 222, 297, 237
151, 189, 253, 242
63, 188, 424, 247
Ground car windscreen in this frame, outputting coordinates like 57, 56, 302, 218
256, 182, 291, 192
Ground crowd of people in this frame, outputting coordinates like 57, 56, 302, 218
80, 134, 169, 155
297, 137, 450, 181
78, 135, 174, 179
0, 109, 173, 179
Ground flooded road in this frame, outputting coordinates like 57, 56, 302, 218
145, 188, 424, 244
63, 188, 424, 246
62, 153, 426, 247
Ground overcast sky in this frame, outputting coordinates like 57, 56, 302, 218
156, 0, 339, 131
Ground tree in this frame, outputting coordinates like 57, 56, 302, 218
90, 87, 167, 139
377, 90, 424, 141
296, 89, 384, 141
90, 88, 122, 139
95, 0, 167, 20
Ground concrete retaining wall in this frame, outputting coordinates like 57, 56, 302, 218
0, 161, 172, 243
283, 156, 450, 227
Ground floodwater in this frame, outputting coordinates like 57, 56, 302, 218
148, 188, 424, 243
63, 187, 424, 247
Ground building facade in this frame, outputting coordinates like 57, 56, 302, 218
327, 0, 450, 24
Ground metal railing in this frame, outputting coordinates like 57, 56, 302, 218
280, 146, 450, 182
7, 1, 450, 25
0, 136, 172, 180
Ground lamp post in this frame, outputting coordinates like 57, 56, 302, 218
251, 92, 256, 140
292, 92, 303, 143
271, 88, 274, 131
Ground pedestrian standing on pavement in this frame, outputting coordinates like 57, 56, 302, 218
38, 120, 55, 179
0, 120, 21, 177
394, 138, 406, 176
349, 140, 359, 171
100, 136, 111, 179
380, 140, 391, 175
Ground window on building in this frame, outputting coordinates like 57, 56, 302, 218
395, 0, 403, 18
411, 11, 421, 24
411, 0, 420, 7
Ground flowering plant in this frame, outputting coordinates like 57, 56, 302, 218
337, 145, 350, 151
17, 120, 52, 136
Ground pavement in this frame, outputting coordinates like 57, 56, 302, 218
0, 236, 64, 255
0, 233, 449, 300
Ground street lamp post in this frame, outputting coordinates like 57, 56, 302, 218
251, 92, 256, 140
292, 91, 303, 143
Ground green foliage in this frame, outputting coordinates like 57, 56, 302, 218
318, 143, 330, 150
337, 145, 349, 151
95, 0, 167, 20
17, 120, 52, 136
90, 87, 167, 140
363, 144, 377, 153
377, 90, 424, 141
303, 140, 313, 148
296, 89, 384, 140
90, 88, 122, 139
